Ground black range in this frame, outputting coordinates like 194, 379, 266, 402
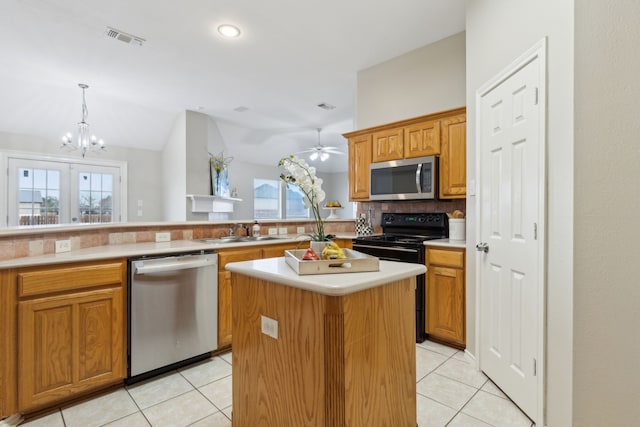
353, 212, 449, 343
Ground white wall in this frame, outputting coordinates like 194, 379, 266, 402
356, 31, 466, 128
162, 112, 187, 221
574, 1, 640, 425
0, 131, 164, 222
465, 1, 574, 425
321, 171, 354, 219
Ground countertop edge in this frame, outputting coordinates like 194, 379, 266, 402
226, 258, 426, 296
0, 235, 359, 269
424, 239, 466, 249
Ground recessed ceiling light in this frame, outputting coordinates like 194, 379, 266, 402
218, 24, 241, 38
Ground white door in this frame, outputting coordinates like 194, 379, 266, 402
477, 42, 545, 423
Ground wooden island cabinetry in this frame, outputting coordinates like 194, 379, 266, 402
344, 106, 466, 201
227, 258, 424, 426
425, 247, 466, 348
0, 259, 127, 415
218, 240, 347, 348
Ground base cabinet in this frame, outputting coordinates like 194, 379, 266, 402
0, 259, 126, 416
18, 287, 124, 410
426, 247, 465, 348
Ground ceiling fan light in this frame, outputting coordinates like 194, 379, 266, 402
309, 151, 319, 161
320, 152, 329, 162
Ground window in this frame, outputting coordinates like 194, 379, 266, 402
4, 153, 126, 227
253, 178, 310, 219
254, 179, 280, 219
17, 166, 63, 226
285, 185, 308, 218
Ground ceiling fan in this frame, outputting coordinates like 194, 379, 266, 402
297, 128, 345, 162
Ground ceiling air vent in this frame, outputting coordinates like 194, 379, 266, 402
105, 27, 146, 46
234, 106, 249, 112
317, 102, 336, 110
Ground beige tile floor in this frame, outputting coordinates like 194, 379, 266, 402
20, 341, 533, 427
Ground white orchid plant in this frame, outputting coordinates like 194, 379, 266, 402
278, 154, 331, 241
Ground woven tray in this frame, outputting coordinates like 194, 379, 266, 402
284, 249, 379, 275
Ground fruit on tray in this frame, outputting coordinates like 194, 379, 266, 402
322, 241, 347, 260
325, 200, 342, 208
302, 248, 320, 261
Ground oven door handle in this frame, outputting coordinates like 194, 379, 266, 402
353, 244, 419, 254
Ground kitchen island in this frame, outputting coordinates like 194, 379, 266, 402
226, 257, 426, 427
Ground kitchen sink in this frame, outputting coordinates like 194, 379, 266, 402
195, 236, 282, 244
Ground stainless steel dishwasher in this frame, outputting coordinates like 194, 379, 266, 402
127, 252, 218, 383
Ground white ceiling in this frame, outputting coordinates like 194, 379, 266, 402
0, 0, 465, 172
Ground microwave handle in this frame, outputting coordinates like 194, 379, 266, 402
415, 163, 423, 193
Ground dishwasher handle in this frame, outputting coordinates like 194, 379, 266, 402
133, 254, 217, 275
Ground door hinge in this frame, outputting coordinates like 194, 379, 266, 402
533, 358, 537, 376
534, 87, 539, 105
534, 223, 538, 240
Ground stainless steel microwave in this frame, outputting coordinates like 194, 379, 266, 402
369, 156, 437, 200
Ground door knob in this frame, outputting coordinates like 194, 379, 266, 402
476, 242, 489, 253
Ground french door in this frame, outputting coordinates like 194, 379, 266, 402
7, 156, 122, 227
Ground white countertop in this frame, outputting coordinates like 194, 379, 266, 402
424, 238, 466, 249
0, 235, 358, 269
225, 258, 426, 296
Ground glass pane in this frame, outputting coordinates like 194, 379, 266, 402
254, 179, 280, 219
79, 173, 91, 191
91, 173, 102, 191
286, 186, 309, 218
47, 170, 60, 190
17, 167, 61, 226
102, 174, 113, 191
33, 169, 47, 189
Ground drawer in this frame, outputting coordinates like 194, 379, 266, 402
18, 260, 125, 297
427, 248, 464, 269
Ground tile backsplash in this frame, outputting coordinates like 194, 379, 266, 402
357, 199, 466, 233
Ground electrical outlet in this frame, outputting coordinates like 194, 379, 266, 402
297, 226, 305, 234
155, 232, 171, 242
278, 227, 288, 235
261, 315, 278, 339
55, 240, 71, 253
268, 228, 278, 236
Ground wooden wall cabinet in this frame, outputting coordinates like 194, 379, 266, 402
1, 259, 126, 416
404, 119, 441, 158
344, 107, 466, 202
372, 128, 404, 162
439, 113, 467, 199
426, 247, 465, 348
347, 134, 372, 201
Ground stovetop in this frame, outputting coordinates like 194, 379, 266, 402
355, 212, 448, 246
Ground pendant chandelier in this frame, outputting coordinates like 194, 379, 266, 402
61, 83, 106, 158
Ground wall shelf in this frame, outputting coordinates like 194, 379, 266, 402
186, 194, 243, 214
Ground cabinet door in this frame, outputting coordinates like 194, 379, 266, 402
218, 271, 233, 347
372, 128, 404, 162
261, 242, 299, 259
348, 135, 372, 200
404, 120, 441, 158
217, 248, 263, 348
331, 238, 353, 250
426, 266, 465, 346
18, 287, 124, 411
440, 114, 467, 199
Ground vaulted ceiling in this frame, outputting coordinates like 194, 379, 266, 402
0, 0, 465, 172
